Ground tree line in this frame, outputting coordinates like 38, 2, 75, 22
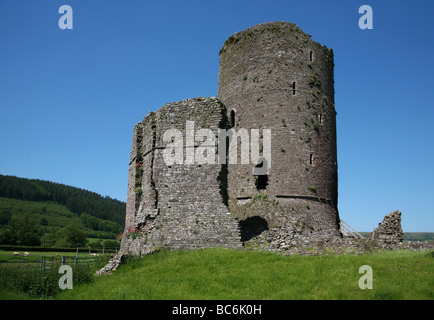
0, 174, 126, 247
0, 174, 125, 225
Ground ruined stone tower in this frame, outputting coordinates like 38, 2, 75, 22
120, 21, 340, 255
218, 22, 340, 240
121, 98, 242, 254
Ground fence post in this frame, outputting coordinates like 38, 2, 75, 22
20, 255, 23, 271
102, 246, 105, 257
40, 255, 43, 271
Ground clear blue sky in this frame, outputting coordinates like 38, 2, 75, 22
1, 0, 433, 232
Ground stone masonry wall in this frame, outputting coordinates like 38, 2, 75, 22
121, 97, 241, 255
367, 210, 404, 248
218, 21, 340, 239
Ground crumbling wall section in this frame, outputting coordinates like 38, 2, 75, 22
367, 210, 404, 248
121, 97, 242, 255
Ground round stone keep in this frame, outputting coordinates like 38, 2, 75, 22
218, 22, 340, 237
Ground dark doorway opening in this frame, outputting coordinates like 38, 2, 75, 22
239, 216, 269, 242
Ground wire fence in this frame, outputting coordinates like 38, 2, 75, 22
0, 247, 120, 271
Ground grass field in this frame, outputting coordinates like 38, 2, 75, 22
50, 248, 434, 300
0, 248, 117, 265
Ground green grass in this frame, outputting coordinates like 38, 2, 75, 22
51, 248, 433, 300
0, 249, 90, 256
0, 249, 112, 260
0, 288, 31, 300
0, 264, 95, 299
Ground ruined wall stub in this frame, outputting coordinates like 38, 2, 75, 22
367, 210, 404, 247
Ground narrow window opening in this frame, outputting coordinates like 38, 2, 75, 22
292, 81, 296, 95
309, 50, 313, 62
230, 110, 236, 127
318, 113, 323, 124
310, 153, 313, 165
253, 158, 268, 190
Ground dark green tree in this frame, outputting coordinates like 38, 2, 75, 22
56, 226, 87, 247
0, 210, 12, 225
9, 213, 40, 246
38, 217, 48, 226
0, 228, 15, 245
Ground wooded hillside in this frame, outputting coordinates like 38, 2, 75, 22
0, 174, 126, 247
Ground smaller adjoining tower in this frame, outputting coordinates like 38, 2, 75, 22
121, 97, 242, 255
218, 21, 340, 239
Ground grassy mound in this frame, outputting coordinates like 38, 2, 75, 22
52, 248, 433, 300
